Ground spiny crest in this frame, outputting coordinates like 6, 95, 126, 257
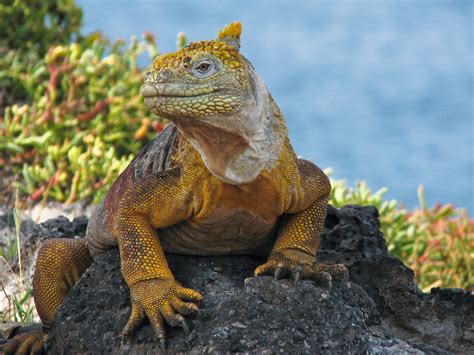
152, 22, 244, 71
153, 40, 242, 70
217, 21, 242, 50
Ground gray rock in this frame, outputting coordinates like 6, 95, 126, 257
321, 206, 473, 354
49, 249, 381, 354
0, 207, 87, 274
8, 205, 473, 354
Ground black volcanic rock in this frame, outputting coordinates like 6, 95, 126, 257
6, 205, 473, 354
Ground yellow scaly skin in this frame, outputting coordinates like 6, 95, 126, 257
0, 22, 347, 354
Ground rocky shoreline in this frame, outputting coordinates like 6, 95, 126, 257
1, 205, 473, 354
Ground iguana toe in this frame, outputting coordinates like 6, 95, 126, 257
307, 270, 333, 290
324, 263, 349, 283
122, 301, 146, 337
171, 298, 199, 316
255, 249, 347, 289
0, 330, 46, 355
123, 278, 202, 348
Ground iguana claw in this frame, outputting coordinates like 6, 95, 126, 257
274, 264, 285, 280
157, 332, 166, 351
293, 265, 302, 286
179, 317, 190, 335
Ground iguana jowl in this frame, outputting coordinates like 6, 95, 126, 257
1, 22, 348, 353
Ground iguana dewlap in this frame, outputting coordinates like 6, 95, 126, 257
0, 22, 347, 354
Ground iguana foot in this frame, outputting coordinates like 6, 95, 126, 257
122, 278, 202, 349
255, 249, 348, 288
0, 330, 46, 355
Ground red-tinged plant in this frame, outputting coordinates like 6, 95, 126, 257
329, 174, 473, 291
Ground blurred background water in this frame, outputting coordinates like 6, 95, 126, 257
77, 0, 473, 211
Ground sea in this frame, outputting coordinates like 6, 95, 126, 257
77, 0, 473, 212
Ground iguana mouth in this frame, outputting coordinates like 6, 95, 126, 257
141, 83, 216, 98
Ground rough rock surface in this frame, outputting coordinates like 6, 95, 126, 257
5, 205, 474, 354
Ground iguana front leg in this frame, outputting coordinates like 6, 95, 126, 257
255, 160, 348, 287
115, 174, 202, 347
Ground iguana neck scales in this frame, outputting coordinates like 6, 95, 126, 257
1, 22, 347, 354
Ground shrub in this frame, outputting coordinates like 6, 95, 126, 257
328, 170, 473, 292
0, 0, 83, 112
0, 33, 166, 205
0, 0, 82, 54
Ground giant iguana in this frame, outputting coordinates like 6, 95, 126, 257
1, 22, 347, 354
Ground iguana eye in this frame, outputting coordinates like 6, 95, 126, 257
197, 62, 211, 72
192, 60, 215, 77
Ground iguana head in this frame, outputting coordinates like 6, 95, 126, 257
141, 22, 287, 185
142, 22, 248, 119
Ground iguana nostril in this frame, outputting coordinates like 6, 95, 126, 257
159, 69, 172, 81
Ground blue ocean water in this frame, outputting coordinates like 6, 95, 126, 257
78, 0, 473, 211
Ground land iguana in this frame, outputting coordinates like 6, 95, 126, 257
1, 22, 348, 354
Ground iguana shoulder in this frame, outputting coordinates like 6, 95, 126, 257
86, 124, 180, 256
